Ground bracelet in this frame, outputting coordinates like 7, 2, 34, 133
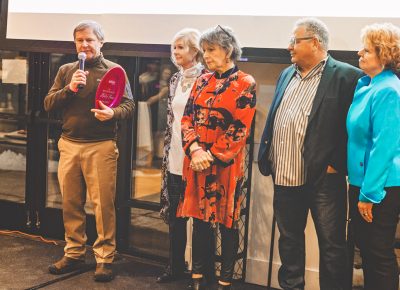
190, 147, 202, 156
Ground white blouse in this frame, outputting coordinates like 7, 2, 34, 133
168, 63, 203, 175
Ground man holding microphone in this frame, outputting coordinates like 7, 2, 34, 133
44, 20, 134, 282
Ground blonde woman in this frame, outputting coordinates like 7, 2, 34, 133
158, 28, 205, 283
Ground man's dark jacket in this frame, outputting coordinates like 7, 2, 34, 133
258, 56, 363, 185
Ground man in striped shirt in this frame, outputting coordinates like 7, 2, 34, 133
258, 18, 362, 290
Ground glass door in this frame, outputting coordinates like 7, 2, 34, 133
38, 53, 174, 260
0, 51, 28, 204
0, 50, 30, 229
128, 56, 175, 259
0, 49, 181, 263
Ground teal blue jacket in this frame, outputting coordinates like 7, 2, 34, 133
347, 69, 400, 203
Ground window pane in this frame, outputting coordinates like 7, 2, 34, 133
45, 53, 94, 214
0, 51, 28, 203
0, 121, 27, 203
129, 208, 169, 258
132, 57, 175, 202
0, 52, 28, 115
45, 123, 62, 209
45, 53, 75, 210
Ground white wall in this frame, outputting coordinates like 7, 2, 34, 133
239, 62, 332, 289
246, 166, 322, 289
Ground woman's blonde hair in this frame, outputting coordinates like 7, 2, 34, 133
170, 28, 202, 68
361, 23, 400, 71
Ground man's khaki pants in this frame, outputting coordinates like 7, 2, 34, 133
58, 137, 119, 263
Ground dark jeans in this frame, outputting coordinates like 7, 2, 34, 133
349, 185, 400, 290
192, 218, 238, 283
167, 173, 187, 275
273, 173, 348, 290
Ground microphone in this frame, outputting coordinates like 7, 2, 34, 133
77, 52, 86, 89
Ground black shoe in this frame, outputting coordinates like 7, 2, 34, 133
186, 279, 194, 289
156, 271, 177, 283
94, 263, 114, 282
217, 283, 232, 290
188, 277, 207, 290
48, 256, 85, 275
156, 265, 187, 283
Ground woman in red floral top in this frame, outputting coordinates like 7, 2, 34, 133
177, 25, 256, 290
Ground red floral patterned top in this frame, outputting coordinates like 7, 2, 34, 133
176, 67, 256, 228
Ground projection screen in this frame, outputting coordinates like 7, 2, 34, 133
6, 0, 400, 50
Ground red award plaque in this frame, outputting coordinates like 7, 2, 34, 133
95, 66, 126, 109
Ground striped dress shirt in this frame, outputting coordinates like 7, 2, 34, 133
269, 59, 327, 186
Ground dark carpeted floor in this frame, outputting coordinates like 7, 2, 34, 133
0, 233, 268, 290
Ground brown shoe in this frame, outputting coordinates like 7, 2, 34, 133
94, 263, 114, 282
48, 256, 85, 275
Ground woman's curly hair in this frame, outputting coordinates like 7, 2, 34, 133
361, 23, 400, 72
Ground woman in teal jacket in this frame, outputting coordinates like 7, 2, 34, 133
347, 23, 400, 290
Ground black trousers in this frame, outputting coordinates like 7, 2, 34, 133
192, 218, 239, 283
349, 185, 400, 290
167, 173, 187, 275
273, 173, 348, 290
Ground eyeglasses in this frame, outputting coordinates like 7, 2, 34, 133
217, 25, 232, 39
289, 36, 315, 46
